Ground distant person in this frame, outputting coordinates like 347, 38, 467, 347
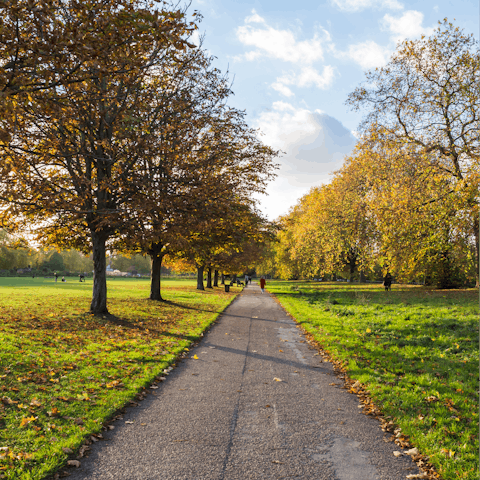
245, 275, 249, 285
54, 272, 58, 282
79, 274, 85, 282
260, 276, 266, 293
383, 273, 392, 291
61, 276, 66, 283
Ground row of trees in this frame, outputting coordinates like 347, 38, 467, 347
0, 1, 279, 311
261, 21, 479, 288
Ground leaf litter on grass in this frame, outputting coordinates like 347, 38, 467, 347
0, 278, 238, 480
269, 281, 479, 480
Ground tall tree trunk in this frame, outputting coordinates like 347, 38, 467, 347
349, 262, 355, 283
196, 265, 205, 290
213, 270, 219, 287
347, 249, 357, 283
220, 273, 225, 285
149, 245, 165, 301
206, 267, 213, 288
90, 231, 108, 314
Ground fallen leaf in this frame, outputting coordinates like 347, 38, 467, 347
393, 451, 403, 457
67, 460, 80, 468
279, 350, 283, 352
125, 420, 134, 424
20, 416, 36, 427
193, 355, 199, 360
273, 377, 282, 382
405, 447, 419, 456
62, 448, 73, 454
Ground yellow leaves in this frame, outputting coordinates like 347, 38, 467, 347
441, 448, 456, 458
193, 354, 199, 359
20, 416, 37, 427
366, 328, 372, 333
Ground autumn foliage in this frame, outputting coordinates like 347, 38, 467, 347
268, 21, 479, 287
0, 1, 279, 312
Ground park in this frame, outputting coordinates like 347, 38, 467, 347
0, 1, 478, 480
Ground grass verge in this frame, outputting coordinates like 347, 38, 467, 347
0, 277, 239, 480
268, 281, 478, 480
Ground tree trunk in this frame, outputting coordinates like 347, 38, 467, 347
220, 273, 225, 285
196, 265, 205, 290
90, 231, 108, 314
149, 249, 165, 301
206, 267, 213, 288
347, 249, 357, 283
349, 262, 355, 283
213, 270, 219, 287
359, 270, 366, 283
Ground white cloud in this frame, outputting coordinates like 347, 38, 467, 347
253, 103, 357, 219
245, 9, 266, 24
342, 40, 392, 69
271, 81, 295, 97
331, 0, 403, 12
272, 66, 336, 96
236, 11, 330, 64
382, 10, 435, 44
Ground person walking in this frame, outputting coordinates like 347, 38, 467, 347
259, 276, 266, 293
383, 272, 392, 291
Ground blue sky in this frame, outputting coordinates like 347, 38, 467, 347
188, 0, 479, 220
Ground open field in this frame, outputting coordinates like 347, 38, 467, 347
0, 277, 239, 480
268, 281, 479, 480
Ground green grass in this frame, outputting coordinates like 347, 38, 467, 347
268, 281, 479, 480
0, 277, 240, 479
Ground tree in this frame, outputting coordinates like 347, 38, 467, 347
347, 19, 480, 283
343, 133, 478, 287
0, 1, 195, 313
123, 72, 279, 298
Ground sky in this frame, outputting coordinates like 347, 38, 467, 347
188, 0, 479, 220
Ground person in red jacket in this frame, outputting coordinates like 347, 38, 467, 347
259, 276, 266, 293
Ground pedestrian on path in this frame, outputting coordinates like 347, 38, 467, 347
260, 276, 266, 293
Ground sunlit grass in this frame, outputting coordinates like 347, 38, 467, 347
0, 277, 239, 479
268, 281, 479, 480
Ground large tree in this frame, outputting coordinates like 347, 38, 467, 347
0, 1, 194, 313
125, 90, 279, 298
347, 20, 480, 283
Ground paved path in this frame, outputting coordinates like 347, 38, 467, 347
69, 283, 420, 480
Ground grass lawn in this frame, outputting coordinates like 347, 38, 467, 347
268, 281, 478, 480
0, 277, 239, 480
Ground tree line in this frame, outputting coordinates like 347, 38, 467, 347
260, 21, 479, 288
0, 0, 279, 312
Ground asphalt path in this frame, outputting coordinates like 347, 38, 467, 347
68, 283, 421, 480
